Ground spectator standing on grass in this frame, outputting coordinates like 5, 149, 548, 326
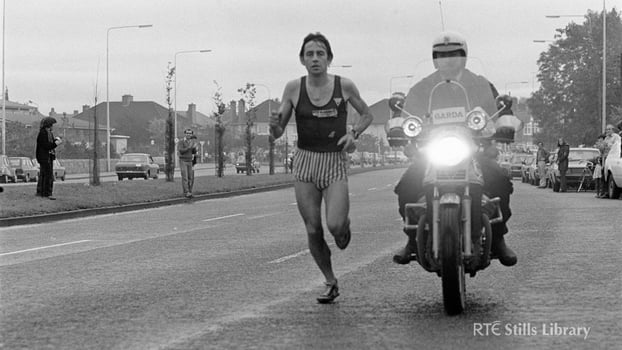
178, 128, 198, 198
36, 117, 62, 200
557, 138, 570, 192
536, 141, 550, 188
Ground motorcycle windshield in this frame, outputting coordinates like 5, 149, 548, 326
399, 63, 498, 127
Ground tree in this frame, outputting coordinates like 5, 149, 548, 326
212, 81, 227, 177
238, 83, 257, 176
527, 9, 622, 146
164, 63, 175, 181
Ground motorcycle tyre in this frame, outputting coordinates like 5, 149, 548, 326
440, 205, 465, 315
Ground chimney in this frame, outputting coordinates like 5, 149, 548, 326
229, 100, 237, 122
237, 99, 246, 123
73, 110, 79, 116
121, 94, 133, 107
187, 103, 197, 124
49, 108, 56, 117
82, 105, 90, 113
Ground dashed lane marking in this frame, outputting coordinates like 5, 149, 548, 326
202, 213, 245, 222
0, 240, 93, 257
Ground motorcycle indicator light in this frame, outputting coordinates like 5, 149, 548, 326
426, 136, 472, 166
402, 117, 423, 137
466, 107, 488, 131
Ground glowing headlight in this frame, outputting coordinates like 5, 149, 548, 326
402, 117, 423, 137
466, 107, 488, 131
425, 136, 472, 166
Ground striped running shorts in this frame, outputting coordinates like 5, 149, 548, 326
293, 148, 348, 191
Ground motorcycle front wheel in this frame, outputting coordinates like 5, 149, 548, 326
440, 205, 466, 315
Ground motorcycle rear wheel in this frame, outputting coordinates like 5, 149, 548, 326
440, 205, 466, 315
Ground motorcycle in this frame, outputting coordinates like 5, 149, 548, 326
385, 79, 522, 315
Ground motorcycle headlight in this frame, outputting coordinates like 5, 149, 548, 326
402, 117, 423, 137
425, 136, 473, 166
466, 107, 488, 131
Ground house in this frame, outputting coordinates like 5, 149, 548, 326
72, 94, 203, 153
0, 99, 44, 128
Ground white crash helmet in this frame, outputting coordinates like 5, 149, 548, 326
432, 31, 468, 69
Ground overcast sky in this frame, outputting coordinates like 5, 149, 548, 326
2, 0, 617, 116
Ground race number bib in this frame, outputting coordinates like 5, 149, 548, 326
431, 107, 466, 125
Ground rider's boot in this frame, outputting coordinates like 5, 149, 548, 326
491, 233, 517, 266
393, 231, 417, 265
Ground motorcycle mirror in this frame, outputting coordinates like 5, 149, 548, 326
388, 92, 406, 113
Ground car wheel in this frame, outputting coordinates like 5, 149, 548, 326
608, 175, 621, 199
25, 174, 31, 183
118, 175, 123, 181
153, 171, 158, 179
61, 175, 65, 181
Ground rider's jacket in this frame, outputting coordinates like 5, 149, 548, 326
403, 69, 497, 118
295, 75, 348, 153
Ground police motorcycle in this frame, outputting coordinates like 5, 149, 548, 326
385, 82, 522, 315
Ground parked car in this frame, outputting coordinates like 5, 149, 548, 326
0, 155, 17, 183
53, 159, 66, 181
548, 147, 600, 192
604, 141, 622, 199
115, 153, 160, 180
8, 157, 39, 182
509, 153, 533, 179
235, 156, 260, 174
152, 156, 166, 172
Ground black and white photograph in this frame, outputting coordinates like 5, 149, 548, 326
1, 0, 621, 349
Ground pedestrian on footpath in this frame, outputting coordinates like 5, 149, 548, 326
536, 141, 550, 188
177, 128, 198, 198
270, 32, 374, 303
557, 137, 570, 192
36, 117, 62, 200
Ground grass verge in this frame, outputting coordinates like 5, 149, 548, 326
0, 173, 295, 219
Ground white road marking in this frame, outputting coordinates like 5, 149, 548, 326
202, 213, 244, 222
247, 212, 280, 220
0, 240, 93, 257
268, 249, 311, 264
368, 187, 377, 191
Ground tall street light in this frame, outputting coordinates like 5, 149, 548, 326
252, 83, 272, 173
1, 0, 6, 155
390, 75, 414, 95
173, 49, 211, 167
106, 24, 152, 172
505, 81, 529, 95
546, 5, 607, 133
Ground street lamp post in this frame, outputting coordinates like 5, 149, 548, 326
252, 83, 272, 174
390, 75, 414, 95
504, 81, 529, 95
1, 0, 5, 155
106, 24, 152, 172
173, 49, 212, 168
546, 6, 607, 132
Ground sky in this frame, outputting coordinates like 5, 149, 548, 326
1, 0, 618, 117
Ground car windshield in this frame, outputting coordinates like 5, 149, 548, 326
568, 150, 599, 161
121, 155, 148, 162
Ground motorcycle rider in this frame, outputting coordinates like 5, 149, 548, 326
392, 31, 517, 267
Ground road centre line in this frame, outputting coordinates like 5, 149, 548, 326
202, 213, 245, 222
247, 212, 280, 220
268, 248, 311, 264
0, 240, 93, 257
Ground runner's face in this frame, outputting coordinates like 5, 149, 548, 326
300, 41, 331, 75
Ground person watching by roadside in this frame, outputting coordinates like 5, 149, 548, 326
36, 117, 62, 200
178, 128, 198, 198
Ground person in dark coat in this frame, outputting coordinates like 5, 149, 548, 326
36, 117, 62, 199
557, 137, 570, 192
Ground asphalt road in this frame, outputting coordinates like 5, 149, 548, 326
1, 169, 620, 349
